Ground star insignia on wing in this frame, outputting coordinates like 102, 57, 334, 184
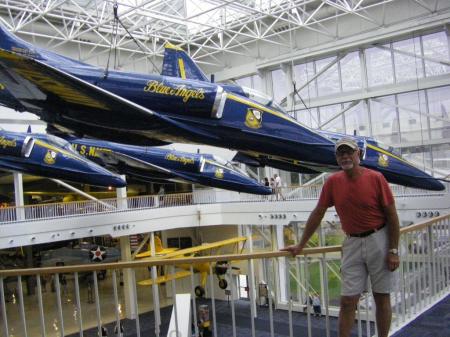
90, 246, 106, 262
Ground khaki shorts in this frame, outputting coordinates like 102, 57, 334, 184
341, 226, 392, 296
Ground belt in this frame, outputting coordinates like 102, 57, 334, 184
348, 224, 386, 238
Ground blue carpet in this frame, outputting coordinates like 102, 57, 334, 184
392, 294, 450, 337
68, 298, 375, 337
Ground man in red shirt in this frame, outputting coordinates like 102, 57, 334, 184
282, 137, 400, 337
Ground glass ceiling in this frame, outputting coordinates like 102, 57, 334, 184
0, 0, 404, 69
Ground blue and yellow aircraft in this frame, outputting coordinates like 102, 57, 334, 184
234, 129, 447, 191
67, 137, 271, 195
0, 24, 444, 191
0, 129, 126, 187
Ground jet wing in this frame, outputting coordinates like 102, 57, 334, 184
143, 236, 248, 260
96, 150, 203, 184
0, 49, 217, 145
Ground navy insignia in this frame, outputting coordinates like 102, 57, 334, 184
44, 150, 56, 165
378, 154, 389, 167
215, 168, 224, 179
245, 108, 263, 129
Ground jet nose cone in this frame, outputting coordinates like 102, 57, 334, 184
415, 178, 445, 191
109, 175, 127, 188
87, 170, 126, 188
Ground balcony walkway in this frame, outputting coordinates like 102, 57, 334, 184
392, 294, 450, 337
66, 295, 450, 337
67, 298, 374, 337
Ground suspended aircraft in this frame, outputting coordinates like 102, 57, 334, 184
234, 129, 446, 190
0, 129, 126, 187
136, 236, 247, 297
66, 137, 270, 195
0, 24, 444, 191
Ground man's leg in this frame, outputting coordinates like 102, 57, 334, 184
338, 295, 360, 337
372, 292, 392, 337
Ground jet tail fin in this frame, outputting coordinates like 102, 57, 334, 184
161, 43, 209, 82
0, 24, 42, 60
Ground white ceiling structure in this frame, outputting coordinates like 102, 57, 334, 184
0, 0, 448, 77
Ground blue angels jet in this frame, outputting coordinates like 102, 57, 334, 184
0, 24, 444, 191
0, 129, 126, 187
67, 137, 271, 195
235, 130, 446, 191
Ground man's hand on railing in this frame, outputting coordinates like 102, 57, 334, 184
280, 244, 304, 257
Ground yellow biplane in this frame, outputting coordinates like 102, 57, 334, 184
136, 236, 247, 297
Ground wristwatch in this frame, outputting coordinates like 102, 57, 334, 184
388, 248, 399, 255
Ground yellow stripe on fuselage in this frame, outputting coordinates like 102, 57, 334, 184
366, 143, 410, 165
34, 139, 82, 161
227, 93, 308, 128
178, 58, 186, 79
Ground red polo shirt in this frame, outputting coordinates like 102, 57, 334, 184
318, 168, 394, 234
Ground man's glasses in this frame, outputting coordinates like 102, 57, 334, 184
336, 148, 356, 156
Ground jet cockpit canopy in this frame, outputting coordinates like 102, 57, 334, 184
240, 86, 287, 114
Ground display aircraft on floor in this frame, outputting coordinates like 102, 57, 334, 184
40, 242, 121, 280
136, 236, 247, 297
67, 137, 271, 195
0, 129, 126, 187
0, 24, 444, 191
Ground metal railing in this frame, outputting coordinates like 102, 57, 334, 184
1, 184, 446, 225
0, 214, 449, 337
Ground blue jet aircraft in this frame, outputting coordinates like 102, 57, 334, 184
0, 24, 444, 191
234, 129, 446, 191
0, 129, 126, 187
67, 137, 271, 195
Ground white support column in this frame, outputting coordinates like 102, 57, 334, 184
13, 173, 33, 295
150, 232, 161, 337
246, 225, 257, 318
13, 173, 25, 221
276, 225, 288, 303
117, 177, 137, 319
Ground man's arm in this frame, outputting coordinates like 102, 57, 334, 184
384, 203, 400, 271
281, 205, 327, 256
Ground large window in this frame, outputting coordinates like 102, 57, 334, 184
366, 45, 394, 87
316, 56, 340, 96
432, 143, 450, 172
422, 32, 450, 77
427, 86, 450, 140
340, 52, 362, 91
397, 91, 429, 144
319, 104, 345, 133
344, 101, 370, 136
271, 68, 287, 104
370, 95, 399, 144
245, 29, 450, 177
296, 107, 319, 129
293, 61, 317, 100
235, 74, 263, 91
393, 37, 424, 83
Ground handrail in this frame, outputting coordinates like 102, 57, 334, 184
0, 245, 342, 277
2, 213, 449, 277
399, 213, 450, 234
